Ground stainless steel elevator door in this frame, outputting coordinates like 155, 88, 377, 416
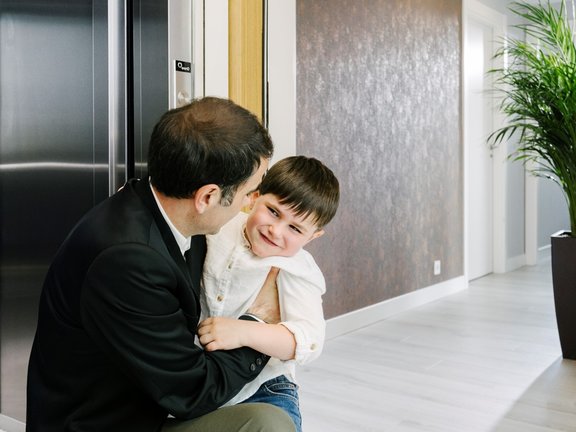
0, 0, 183, 422
133, 0, 169, 179
0, 0, 109, 421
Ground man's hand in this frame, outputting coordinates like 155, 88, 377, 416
246, 267, 281, 324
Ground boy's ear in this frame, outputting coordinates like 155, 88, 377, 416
242, 190, 260, 213
249, 191, 260, 208
194, 184, 220, 214
306, 229, 325, 244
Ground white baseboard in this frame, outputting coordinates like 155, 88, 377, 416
538, 244, 551, 260
505, 253, 526, 273
326, 276, 467, 340
0, 415, 25, 432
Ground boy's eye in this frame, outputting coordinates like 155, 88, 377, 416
289, 225, 302, 234
267, 206, 279, 217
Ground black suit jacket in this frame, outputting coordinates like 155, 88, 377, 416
26, 178, 268, 432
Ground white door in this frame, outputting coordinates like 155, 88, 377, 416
465, 11, 498, 280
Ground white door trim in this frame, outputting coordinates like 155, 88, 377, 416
463, 0, 508, 277
196, 0, 228, 98
267, 0, 297, 161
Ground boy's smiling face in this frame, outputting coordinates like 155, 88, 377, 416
245, 193, 324, 258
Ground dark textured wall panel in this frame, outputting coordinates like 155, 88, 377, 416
297, 0, 463, 318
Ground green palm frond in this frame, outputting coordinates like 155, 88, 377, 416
489, 0, 576, 235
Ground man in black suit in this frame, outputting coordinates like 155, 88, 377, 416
26, 97, 295, 432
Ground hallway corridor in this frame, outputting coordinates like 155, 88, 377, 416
299, 254, 576, 431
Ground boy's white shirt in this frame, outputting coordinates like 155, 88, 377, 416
201, 211, 326, 406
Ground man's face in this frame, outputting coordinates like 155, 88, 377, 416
204, 158, 269, 235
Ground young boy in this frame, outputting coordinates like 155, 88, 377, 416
197, 156, 340, 432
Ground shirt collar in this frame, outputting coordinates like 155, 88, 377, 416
149, 182, 191, 257
241, 223, 252, 250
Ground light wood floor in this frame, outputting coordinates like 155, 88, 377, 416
298, 254, 576, 431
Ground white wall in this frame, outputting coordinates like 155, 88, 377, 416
194, 0, 228, 98
267, 0, 296, 162
538, 178, 570, 246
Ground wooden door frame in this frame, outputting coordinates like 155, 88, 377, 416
228, 0, 264, 121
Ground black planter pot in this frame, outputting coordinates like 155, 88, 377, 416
551, 230, 576, 360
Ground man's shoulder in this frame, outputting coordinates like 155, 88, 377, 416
70, 179, 159, 256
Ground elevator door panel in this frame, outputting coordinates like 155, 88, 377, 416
0, 0, 108, 421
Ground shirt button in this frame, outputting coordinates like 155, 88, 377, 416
216, 295, 224, 302
256, 358, 263, 366
250, 363, 256, 372
310, 343, 317, 351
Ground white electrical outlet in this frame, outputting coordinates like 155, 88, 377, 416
434, 260, 441, 276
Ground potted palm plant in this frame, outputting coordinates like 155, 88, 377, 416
489, 0, 576, 359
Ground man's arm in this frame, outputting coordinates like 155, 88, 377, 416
241, 266, 281, 323
81, 244, 269, 419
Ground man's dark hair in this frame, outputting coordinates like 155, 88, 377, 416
148, 97, 273, 204
259, 156, 340, 229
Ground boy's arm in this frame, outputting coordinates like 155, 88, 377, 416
198, 261, 326, 363
274, 265, 326, 364
197, 317, 296, 360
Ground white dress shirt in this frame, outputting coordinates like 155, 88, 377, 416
149, 182, 190, 256
201, 212, 326, 406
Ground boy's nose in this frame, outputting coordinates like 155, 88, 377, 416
268, 224, 281, 238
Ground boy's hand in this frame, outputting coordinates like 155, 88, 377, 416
197, 317, 247, 351
198, 315, 296, 360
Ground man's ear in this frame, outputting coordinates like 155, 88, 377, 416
194, 184, 221, 214
306, 229, 325, 244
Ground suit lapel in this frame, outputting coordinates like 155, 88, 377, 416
185, 235, 207, 296
131, 179, 196, 291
